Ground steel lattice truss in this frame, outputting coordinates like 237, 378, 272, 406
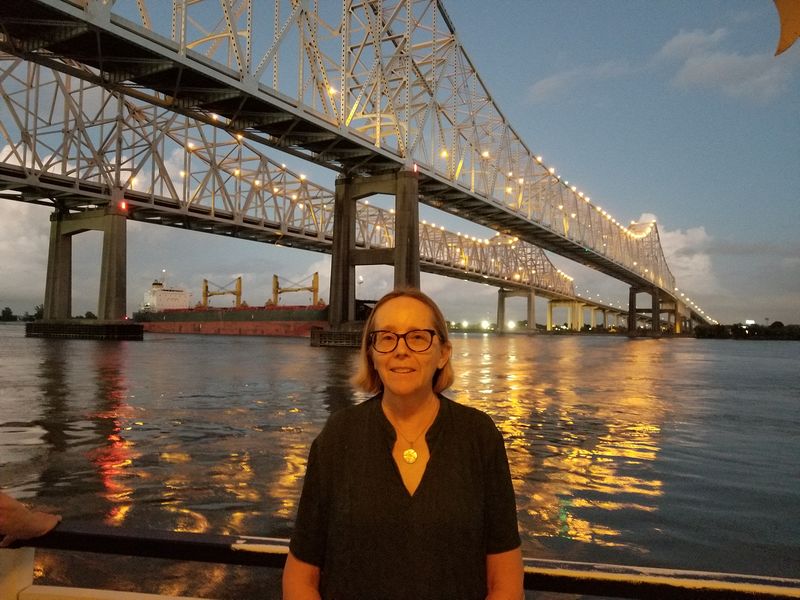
0, 0, 678, 300
0, 56, 576, 299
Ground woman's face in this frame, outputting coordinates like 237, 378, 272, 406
370, 296, 451, 401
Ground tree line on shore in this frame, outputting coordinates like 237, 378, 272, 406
1, 306, 97, 322
694, 322, 800, 340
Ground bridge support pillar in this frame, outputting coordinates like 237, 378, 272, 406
329, 170, 420, 328
547, 301, 554, 331
627, 287, 639, 336
572, 302, 584, 332
330, 176, 357, 328
496, 289, 507, 333
393, 170, 421, 289
651, 287, 661, 337
44, 208, 73, 320
43, 204, 128, 320
496, 288, 536, 333
527, 291, 536, 332
590, 307, 597, 329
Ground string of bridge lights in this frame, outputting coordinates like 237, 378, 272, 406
183, 112, 714, 324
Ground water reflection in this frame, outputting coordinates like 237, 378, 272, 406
450, 334, 664, 552
3, 325, 798, 592
85, 341, 137, 526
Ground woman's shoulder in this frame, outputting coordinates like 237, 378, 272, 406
317, 395, 380, 438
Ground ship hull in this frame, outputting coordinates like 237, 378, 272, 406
134, 306, 328, 338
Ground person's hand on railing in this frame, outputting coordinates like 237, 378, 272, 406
0, 491, 61, 547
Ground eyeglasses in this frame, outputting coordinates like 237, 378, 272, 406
369, 329, 437, 353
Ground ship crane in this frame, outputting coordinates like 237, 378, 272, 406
202, 277, 243, 308
270, 273, 321, 306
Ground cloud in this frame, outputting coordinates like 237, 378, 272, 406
0, 202, 50, 312
656, 28, 793, 102
640, 214, 721, 295
656, 28, 728, 62
673, 52, 791, 102
527, 60, 632, 103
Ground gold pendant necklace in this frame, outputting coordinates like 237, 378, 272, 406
392, 400, 439, 465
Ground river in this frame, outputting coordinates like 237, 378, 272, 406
1, 323, 798, 597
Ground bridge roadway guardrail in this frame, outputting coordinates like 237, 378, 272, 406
3, 523, 800, 599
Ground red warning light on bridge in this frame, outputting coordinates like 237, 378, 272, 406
119, 200, 128, 211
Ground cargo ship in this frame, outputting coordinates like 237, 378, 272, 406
133, 275, 329, 337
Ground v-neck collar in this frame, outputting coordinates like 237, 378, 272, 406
375, 393, 448, 450
374, 394, 449, 498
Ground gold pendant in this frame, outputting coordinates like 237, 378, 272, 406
402, 448, 418, 464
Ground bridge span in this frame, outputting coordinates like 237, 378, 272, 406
0, 56, 645, 332
0, 0, 709, 331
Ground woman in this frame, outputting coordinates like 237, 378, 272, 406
283, 288, 523, 599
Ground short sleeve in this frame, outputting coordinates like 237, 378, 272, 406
288, 438, 327, 567
483, 423, 521, 554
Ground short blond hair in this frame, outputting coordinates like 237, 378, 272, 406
351, 287, 454, 395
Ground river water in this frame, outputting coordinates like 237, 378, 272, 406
1, 323, 799, 597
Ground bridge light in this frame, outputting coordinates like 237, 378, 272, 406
481, 150, 490, 158
118, 201, 128, 211
507, 321, 516, 330
518, 177, 524, 184
548, 167, 555, 174
440, 149, 448, 158
536, 155, 543, 162
179, 170, 186, 178
481, 320, 490, 330
461, 320, 469, 328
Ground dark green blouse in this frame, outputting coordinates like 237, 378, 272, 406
289, 394, 521, 600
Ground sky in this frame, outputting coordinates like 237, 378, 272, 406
1, 0, 798, 325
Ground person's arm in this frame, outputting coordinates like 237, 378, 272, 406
282, 550, 322, 600
0, 491, 61, 547
486, 546, 524, 600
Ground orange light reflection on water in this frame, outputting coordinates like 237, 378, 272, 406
453, 335, 665, 550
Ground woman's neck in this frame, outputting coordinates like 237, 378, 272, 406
382, 391, 439, 422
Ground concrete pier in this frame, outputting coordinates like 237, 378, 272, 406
34, 203, 137, 340
329, 169, 420, 328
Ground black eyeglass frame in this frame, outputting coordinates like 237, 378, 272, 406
368, 329, 438, 353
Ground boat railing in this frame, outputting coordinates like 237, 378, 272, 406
2, 523, 799, 599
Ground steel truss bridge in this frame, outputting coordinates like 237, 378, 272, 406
0, 55, 586, 304
0, 0, 710, 327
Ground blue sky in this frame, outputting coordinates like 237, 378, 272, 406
1, 1, 798, 325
